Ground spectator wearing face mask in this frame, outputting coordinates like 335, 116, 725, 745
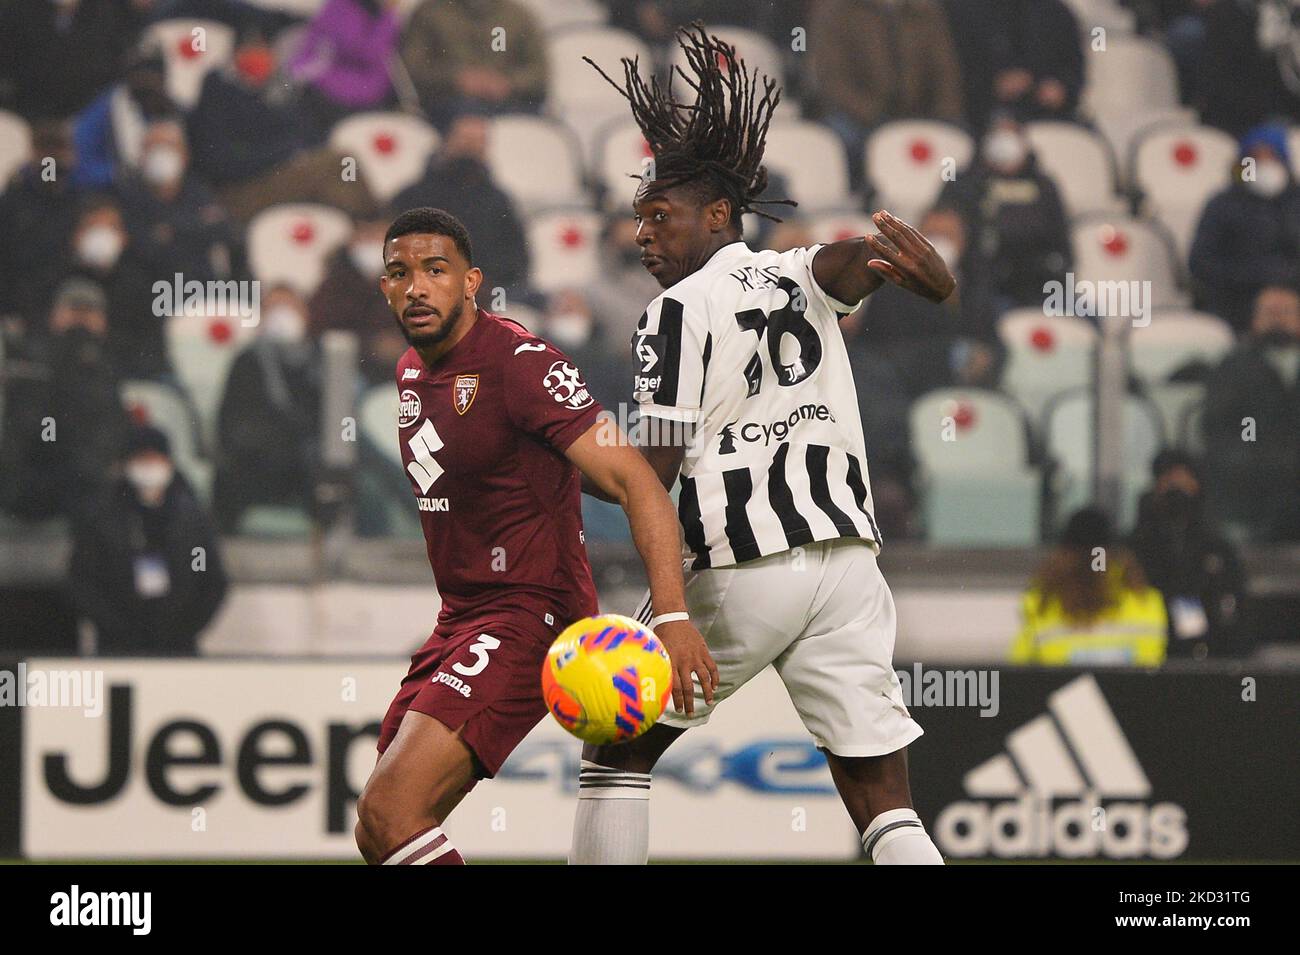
309, 213, 409, 384
0, 279, 133, 520
69, 425, 228, 656
118, 119, 238, 288
213, 286, 324, 533
584, 214, 665, 342
542, 289, 625, 412
1201, 284, 1300, 541
1129, 449, 1247, 659
0, 120, 84, 324
68, 194, 164, 378
936, 113, 1072, 310
72, 44, 176, 190
186, 27, 377, 226
1189, 124, 1300, 331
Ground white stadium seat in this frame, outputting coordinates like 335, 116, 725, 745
526, 208, 602, 294
246, 203, 353, 298
166, 314, 256, 453
486, 114, 586, 213
1128, 309, 1234, 440
865, 121, 974, 222
1081, 35, 1184, 166
910, 388, 1040, 546
0, 110, 32, 190
1061, 0, 1137, 33
517, 0, 607, 32
547, 27, 653, 163
120, 379, 213, 501
808, 211, 875, 245
328, 112, 440, 203
1070, 214, 1186, 310
143, 19, 235, 109
1024, 121, 1123, 216
668, 25, 786, 90
592, 118, 653, 211
763, 120, 851, 212
998, 309, 1098, 432
1131, 123, 1237, 259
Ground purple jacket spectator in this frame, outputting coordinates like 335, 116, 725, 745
289, 0, 400, 109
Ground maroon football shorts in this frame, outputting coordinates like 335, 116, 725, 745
378, 610, 555, 778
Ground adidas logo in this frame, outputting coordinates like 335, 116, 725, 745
934, 675, 1188, 859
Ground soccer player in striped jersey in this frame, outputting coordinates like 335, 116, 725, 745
570, 25, 956, 864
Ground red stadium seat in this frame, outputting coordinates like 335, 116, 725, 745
142, 19, 235, 110
246, 203, 353, 298
328, 112, 440, 203
865, 121, 974, 222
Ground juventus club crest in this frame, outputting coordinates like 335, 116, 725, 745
454, 374, 479, 415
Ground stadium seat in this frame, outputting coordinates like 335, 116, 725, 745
1061, 0, 1137, 32
120, 379, 213, 502
546, 27, 653, 164
998, 309, 1098, 433
1044, 387, 1164, 532
909, 389, 1041, 546
1023, 121, 1123, 217
526, 208, 602, 294
1128, 309, 1233, 439
865, 121, 974, 222
1131, 123, 1237, 259
1069, 214, 1187, 310
0, 109, 31, 190
246, 203, 353, 298
668, 25, 786, 91
328, 112, 440, 203
807, 211, 875, 245
1080, 35, 1181, 163
498, 301, 543, 333
592, 117, 653, 211
486, 114, 586, 213
517, 0, 607, 32
763, 120, 851, 212
166, 314, 256, 453
142, 19, 235, 110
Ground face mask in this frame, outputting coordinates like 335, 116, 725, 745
264, 305, 307, 343
77, 226, 125, 270
126, 461, 173, 498
547, 313, 593, 348
235, 48, 275, 86
348, 242, 382, 275
143, 146, 184, 186
928, 237, 959, 268
983, 130, 1026, 171
1247, 160, 1289, 198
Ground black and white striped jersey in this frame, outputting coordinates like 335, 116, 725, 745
632, 241, 881, 570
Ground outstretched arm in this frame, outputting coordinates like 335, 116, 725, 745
813, 209, 957, 306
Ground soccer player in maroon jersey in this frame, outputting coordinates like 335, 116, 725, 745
352, 208, 719, 865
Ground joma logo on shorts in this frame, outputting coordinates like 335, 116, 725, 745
432, 671, 472, 698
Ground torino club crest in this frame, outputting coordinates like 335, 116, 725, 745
454, 374, 479, 415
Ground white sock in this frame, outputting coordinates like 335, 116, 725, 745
862, 807, 945, 865
568, 760, 651, 865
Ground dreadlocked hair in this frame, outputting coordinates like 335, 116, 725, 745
584, 22, 795, 224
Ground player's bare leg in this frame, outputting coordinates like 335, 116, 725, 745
355, 711, 476, 865
825, 746, 944, 864
569, 723, 686, 864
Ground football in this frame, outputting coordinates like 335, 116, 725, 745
541, 613, 673, 745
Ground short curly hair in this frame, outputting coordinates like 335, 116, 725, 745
385, 207, 473, 265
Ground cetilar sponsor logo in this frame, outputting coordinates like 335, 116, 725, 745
500, 739, 835, 794
729, 403, 837, 449
50, 885, 151, 935
935, 675, 1188, 859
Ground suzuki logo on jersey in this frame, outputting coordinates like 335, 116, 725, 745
397, 389, 422, 428
416, 497, 450, 512
731, 404, 837, 448
454, 374, 479, 415
543, 361, 594, 410
934, 676, 1188, 860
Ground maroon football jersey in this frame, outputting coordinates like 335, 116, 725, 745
395, 308, 601, 628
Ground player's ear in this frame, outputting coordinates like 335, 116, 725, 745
463, 266, 484, 300
707, 197, 732, 233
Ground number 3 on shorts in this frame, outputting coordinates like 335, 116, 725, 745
452, 633, 501, 677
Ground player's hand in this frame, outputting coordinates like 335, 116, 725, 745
654, 619, 719, 718
864, 210, 957, 303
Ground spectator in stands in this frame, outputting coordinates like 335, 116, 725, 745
68, 194, 165, 378
1011, 507, 1168, 667
0, 120, 84, 324
187, 26, 377, 225
937, 114, 1072, 310
0, 0, 144, 120
809, 0, 963, 187
585, 214, 664, 341
392, 116, 530, 300
940, 0, 1084, 133
1199, 0, 1300, 136
69, 424, 228, 656
118, 119, 239, 288
309, 212, 408, 384
1189, 124, 1300, 331
72, 43, 176, 191
1129, 449, 1247, 659
1201, 284, 1300, 541
399, 0, 549, 128
289, 0, 402, 139
542, 289, 626, 412
0, 279, 132, 521
213, 286, 324, 533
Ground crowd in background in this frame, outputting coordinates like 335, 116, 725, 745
0, 0, 1297, 658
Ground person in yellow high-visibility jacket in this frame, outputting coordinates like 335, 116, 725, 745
1011, 508, 1168, 667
